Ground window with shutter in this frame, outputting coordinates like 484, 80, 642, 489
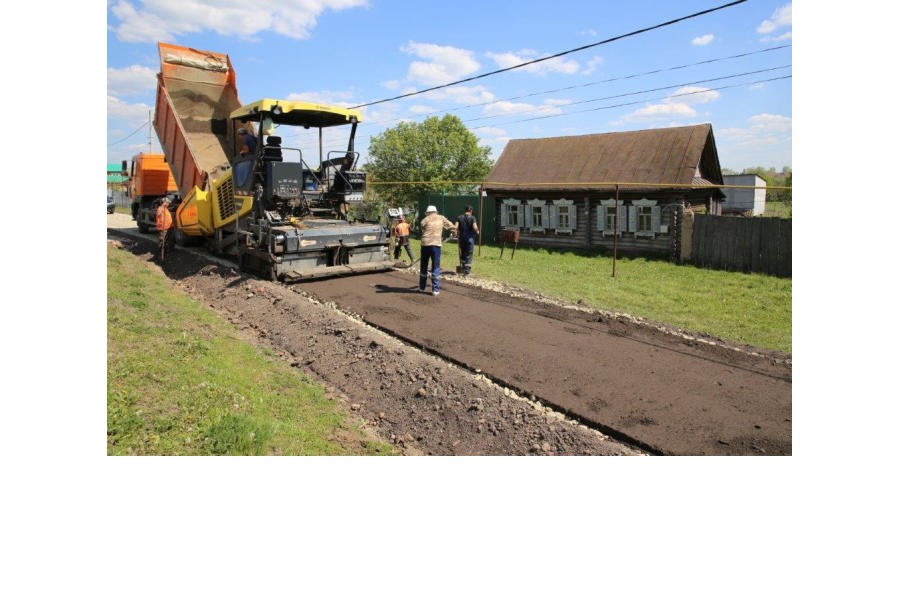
526, 199, 545, 232
552, 198, 575, 234
599, 198, 624, 236
501, 198, 522, 228
632, 198, 658, 238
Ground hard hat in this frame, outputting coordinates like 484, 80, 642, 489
426, 205, 437, 213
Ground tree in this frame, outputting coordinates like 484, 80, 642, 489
364, 115, 493, 213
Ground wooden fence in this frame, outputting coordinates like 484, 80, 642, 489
691, 214, 791, 277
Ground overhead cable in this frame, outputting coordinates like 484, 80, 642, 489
348, 0, 748, 109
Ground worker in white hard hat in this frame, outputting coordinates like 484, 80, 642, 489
418, 205, 455, 296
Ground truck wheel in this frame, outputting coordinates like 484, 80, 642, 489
175, 229, 200, 247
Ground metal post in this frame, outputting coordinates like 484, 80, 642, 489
612, 185, 619, 278
478, 186, 485, 256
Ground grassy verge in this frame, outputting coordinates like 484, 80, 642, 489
411, 239, 791, 353
107, 244, 396, 456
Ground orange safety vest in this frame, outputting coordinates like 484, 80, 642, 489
395, 221, 410, 237
156, 204, 173, 231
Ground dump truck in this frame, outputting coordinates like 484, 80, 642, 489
125, 153, 179, 233
152, 42, 393, 281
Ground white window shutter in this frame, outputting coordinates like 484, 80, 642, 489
569, 204, 577, 230
651, 205, 661, 232
618, 205, 628, 232
597, 208, 604, 231
524, 204, 533, 228
501, 204, 508, 226
627, 206, 636, 232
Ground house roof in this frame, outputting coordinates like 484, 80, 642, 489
107, 163, 127, 184
484, 123, 724, 195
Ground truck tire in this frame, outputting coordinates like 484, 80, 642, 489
175, 228, 201, 247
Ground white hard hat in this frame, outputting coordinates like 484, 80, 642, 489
425, 205, 437, 213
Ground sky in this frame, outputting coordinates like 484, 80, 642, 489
106, 0, 793, 173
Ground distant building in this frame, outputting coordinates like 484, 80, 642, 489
108, 162, 128, 205
483, 123, 726, 259
722, 174, 766, 216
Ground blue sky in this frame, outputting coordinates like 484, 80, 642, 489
106, 0, 792, 172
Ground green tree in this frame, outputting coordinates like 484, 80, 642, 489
364, 115, 493, 213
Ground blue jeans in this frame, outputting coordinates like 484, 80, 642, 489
459, 236, 475, 274
419, 245, 442, 292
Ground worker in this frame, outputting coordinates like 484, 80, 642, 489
392, 215, 415, 263
453, 205, 480, 276
155, 197, 175, 262
418, 205, 455, 296
237, 127, 257, 157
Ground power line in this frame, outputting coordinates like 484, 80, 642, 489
108, 118, 150, 148
359, 44, 791, 129
474, 74, 792, 129
352, 68, 791, 147
463, 65, 791, 124
349, 0, 747, 109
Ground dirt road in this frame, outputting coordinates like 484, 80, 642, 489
107, 212, 791, 455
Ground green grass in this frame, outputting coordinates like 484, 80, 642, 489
107, 244, 397, 456
411, 239, 791, 353
763, 201, 792, 218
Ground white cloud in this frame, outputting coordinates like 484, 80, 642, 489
107, 65, 157, 97
692, 34, 714, 46
408, 104, 436, 115
486, 49, 579, 76
107, 95, 154, 121
401, 42, 480, 86
581, 55, 604, 76
667, 86, 720, 105
475, 127, 507, 137
758, 3, 792, 35
286, 89, 357, 107
483, 100, 565, 118
716, 113, 792, 166
747, 113, 792, 132
109, 0, 368, 43
419, 85, 495, 106
620, 86, 719, 123
624, 103, 697, 122
765, 31, 793, 42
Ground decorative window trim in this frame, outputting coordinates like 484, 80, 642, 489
501, 198, 522, 229
551, 198, 576, 234
598, 198, 626, 236
525, 199, 546, 231
630, 198, 660, 238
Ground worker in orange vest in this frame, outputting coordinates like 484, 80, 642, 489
155, 197, 175, 262
392, 215, 415, 262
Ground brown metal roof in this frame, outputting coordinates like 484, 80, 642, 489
484, 123, 723, 194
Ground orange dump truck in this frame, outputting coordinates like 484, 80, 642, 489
151, 41, 392, 281
126, 153, 179, 233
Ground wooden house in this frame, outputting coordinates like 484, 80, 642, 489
483, 123, 725, 259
